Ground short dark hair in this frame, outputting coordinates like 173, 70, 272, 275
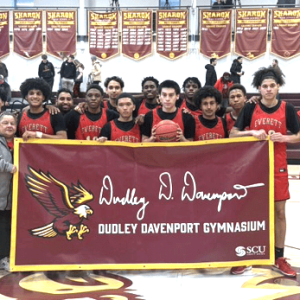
104, 76, 124, 89
252, 67, 284, 89
210, 58, 217, 64
41, 54, 47, 60
57, 88, 73, 99
194, 86, 222, 108
141, 77, 159, 89
228, 84, 247, 97
116, 93, 136, 105
20, 77, 51, 101
86, 84, 104, 96
158, 80, 180, 95
0, 87, 7, 103
182, 77, 202, 89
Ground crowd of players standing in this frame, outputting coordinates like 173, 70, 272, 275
0, 62, 299, 278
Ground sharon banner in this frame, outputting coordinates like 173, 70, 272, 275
11, 138, 274, 272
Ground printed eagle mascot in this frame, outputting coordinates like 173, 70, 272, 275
25, 167, 94, 240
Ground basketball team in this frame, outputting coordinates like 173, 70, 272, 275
0, 65, 300, 276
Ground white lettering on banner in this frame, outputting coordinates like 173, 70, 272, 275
159, 172, 173, 200
181, 171, 265, 212
98, 175, 149, 221
141, 222, 200, 234
203, 221, 266, 233
98, 223, 138, 234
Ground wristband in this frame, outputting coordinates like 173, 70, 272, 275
36, 131, 43, 138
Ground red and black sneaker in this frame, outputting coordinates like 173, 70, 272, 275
273, 257, 297, 277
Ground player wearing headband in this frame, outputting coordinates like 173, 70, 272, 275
230, 67, 300, 277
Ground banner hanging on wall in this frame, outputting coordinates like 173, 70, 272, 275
13, 11, 43, 59
271, 8, 300, 59
89, 11, 119, 60
0, 12, 9, 59
200, 10, 232, 59
10, 138, 274, 272
156, 10, 188, 60
121, 11, 153, 60
234, 9, 269, 60
46, 10, 77, 59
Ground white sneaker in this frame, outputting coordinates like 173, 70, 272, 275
0, 257, 10, 272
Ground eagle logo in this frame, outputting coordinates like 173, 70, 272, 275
25, 167, 94, 241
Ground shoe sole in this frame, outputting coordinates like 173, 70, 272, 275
272, 266, 297, 277
231, 266, 252, 275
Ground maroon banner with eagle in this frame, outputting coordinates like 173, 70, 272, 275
13, 11, 43, 59
200, 10, 232, 59
10, 139, 273, 272
271, 9, 300, 59
46, 10, 77, 59
0, 12, 9, 59
89, 11, 119, 60
234, 9, 269, 60
156, 10, 188, 60
121, 11, 153, 60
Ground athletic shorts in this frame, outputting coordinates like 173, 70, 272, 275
274, 174, 290, 201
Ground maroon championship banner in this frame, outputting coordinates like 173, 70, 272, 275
13, 11, 42, 59
0, 12, 9, 58
11, 138, 274, 272
200, 10, 232, 59
121, 11, 153, 60
89, 11, 119, 60
46, 10, 77, 59
156, 10, 188, 60
271, 9, 300, 59
234, 9, 269, 60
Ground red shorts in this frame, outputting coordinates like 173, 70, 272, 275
274, 174, 290, 201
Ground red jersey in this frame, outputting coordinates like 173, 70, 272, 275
103, 101, 109, 109
194, 116, 226, 140
152, 108, 184, 133
18, 110, 54, 136
75, 109, 108, 140
225, 113, 236, 134
178, 98, 202, 118
137, 100, 153, 115
250, 101, 287, 175
110, 120, 141, 142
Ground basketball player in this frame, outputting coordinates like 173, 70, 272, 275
98, 93, 141, 142
55, 88, 74, 116
103, 76, 124, 112
141, 80, 195, 142
18, 78, 66, 140
136, 77, 159, 116
225, 84, 247, 134
193, 86, 228, 140
230, 67, 300, 277
64, 84, 118, 140
177, 77, 202, 117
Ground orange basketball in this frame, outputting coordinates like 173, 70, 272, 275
155, 120, 179, 142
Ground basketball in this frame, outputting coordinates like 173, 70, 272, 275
155, 120, 179, 142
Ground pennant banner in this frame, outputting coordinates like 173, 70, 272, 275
13, 11, 43, 59
11, 138, 274, 272
234, 9, 269, 60
46, 10, 77, 59
200, 10, 232, 59
121, 11, 153, 60
271, 8, 300, 59
89, 11, 119, 60
0, 12, 9, 59
156, 10, 188, 60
